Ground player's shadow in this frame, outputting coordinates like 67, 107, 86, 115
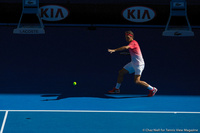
41, 87, 147, 101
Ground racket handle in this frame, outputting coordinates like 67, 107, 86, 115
120, 52, 130, 55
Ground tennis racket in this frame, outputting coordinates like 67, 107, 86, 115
119, 52, 130, 55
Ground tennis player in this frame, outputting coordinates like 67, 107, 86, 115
108, 31, 157, 97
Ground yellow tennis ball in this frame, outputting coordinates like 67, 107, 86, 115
73, 82, 77, 86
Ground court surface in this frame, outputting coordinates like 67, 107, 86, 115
0, 94, 200, 133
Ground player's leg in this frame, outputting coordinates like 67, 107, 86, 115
134, 75, 149, 88
134, 65, 158, 97
108, 68, 129, 94
117, 68, 129, 84
134, 75, 157, 97
108, 62, 133, 94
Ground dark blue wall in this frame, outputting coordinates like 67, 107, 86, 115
0, 26, 199, 95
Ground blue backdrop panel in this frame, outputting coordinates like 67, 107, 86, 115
0, 26, 199, 95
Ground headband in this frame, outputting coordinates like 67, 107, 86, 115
125, 33, 133, 37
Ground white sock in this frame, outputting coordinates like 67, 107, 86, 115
147, 85, 154, 90
115, 83, 121, 89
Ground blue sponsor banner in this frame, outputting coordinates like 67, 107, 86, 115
0, 3, 199, 27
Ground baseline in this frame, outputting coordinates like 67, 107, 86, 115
0, 110, 200, 114
0, 111, 8, 133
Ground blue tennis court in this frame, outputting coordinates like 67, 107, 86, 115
0, 110, 199, 133
0, 94, 200, 133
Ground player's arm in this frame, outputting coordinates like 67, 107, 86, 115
108, 45, 130, 53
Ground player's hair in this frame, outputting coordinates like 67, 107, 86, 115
125, 31, 134, 39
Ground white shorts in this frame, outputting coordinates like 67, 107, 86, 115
123, 62, 145, 75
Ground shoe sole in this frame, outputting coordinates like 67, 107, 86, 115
108, 90, 120, 94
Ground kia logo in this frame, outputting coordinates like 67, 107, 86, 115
122, 6, 156, 23
40, 5, 69, 21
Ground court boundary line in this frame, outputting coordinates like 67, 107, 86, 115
0, 111, 8, 133
0, 110, 199, 114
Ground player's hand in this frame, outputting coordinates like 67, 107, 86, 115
108, 49, 115, 54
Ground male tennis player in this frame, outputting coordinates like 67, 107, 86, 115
108, 31, 157, 97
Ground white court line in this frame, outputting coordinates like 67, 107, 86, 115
0, 111, 8, 133
0, 110, 200, 114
